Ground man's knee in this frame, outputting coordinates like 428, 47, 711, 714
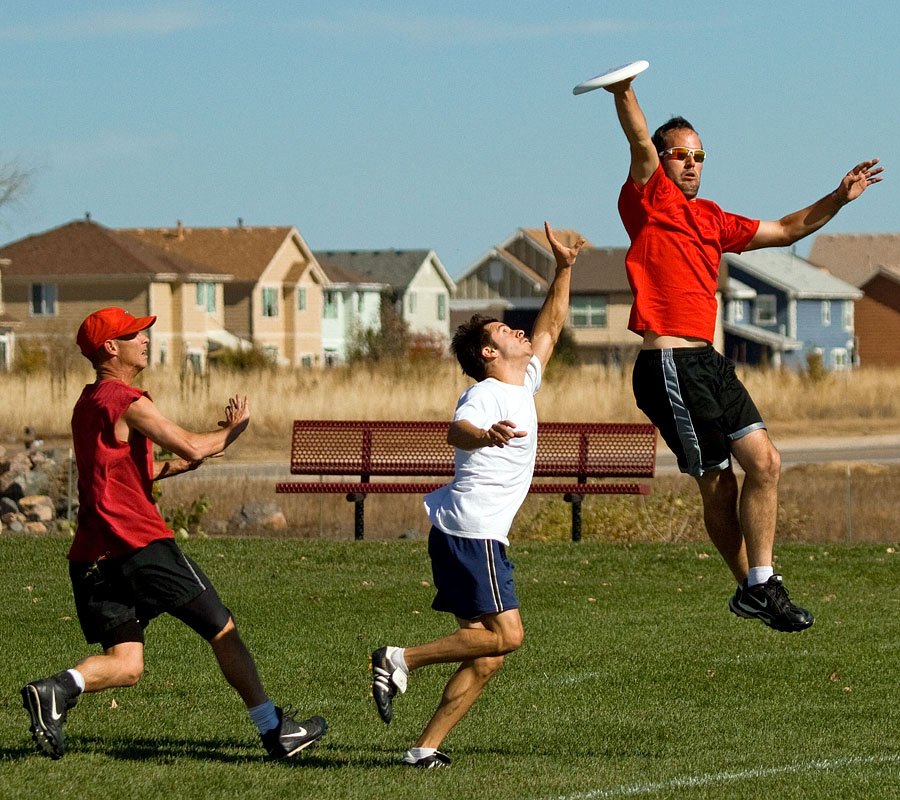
496, 624, 524, 655
104, 646, 144, 686
473, 655, 505, 679
744, 443, 781, 484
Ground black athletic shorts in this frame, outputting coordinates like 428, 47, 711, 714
69, 538, 231, 648
632, 346, 765, 477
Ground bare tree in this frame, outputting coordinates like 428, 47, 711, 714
0, 160, 33, 211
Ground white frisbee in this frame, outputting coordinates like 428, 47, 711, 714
572, 59, 649, 95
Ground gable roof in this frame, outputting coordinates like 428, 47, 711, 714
312, 249, 453, 292
724, 249, 861, 299
0, 219, 224, 279
120, 224, 305, 282
808, 233, 900, 287
519, 227, 594, 252
570, 247, 632, 293
316, 255, 389, 289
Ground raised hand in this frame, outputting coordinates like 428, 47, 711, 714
836, 159, 883, 204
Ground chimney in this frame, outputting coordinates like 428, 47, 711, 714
177, 220, 184, 240
237, 217, 243, 229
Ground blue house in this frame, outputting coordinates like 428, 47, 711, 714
722, 249, 862, 370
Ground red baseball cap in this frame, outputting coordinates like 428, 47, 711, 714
77, 307, 157, 358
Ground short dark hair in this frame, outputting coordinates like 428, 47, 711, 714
651, 116, 698, 154
451, 315, 499, 381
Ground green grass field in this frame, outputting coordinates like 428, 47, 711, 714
2, 536, 899, 799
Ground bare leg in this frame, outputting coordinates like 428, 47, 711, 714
730, 429, 781, 569
695, 467, 748, 584
75, 642, 145, 692
410, 610, 523, 750
209, 617, 268, 708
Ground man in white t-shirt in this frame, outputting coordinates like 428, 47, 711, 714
370, 222, 584, 768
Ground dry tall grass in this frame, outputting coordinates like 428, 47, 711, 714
5, 362, 900, 442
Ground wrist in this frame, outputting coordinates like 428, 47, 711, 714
832, 190, 850, 208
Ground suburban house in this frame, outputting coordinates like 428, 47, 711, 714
0, 219, 236, 371
452, 227, 642, 364
0, 257, 20, 370
313, 249, 455, 342
808, 233, 900, 366
314, 256, 388, 364
122, 223, 329, 367
721, 248, 862, 370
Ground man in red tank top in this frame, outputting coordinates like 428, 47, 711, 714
21, 307, 326, 761
603, 74, 882, 632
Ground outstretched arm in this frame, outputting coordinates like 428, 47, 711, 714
122, 394, 250, 472
747, 159, 883, 250
605, 79, 658, 186
447, 419, 527, 450
530, 222, 585, 371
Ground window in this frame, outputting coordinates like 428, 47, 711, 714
832, 348, 849, 369
357, 293, 365, 313
732, 301, 744, 322
407, 292, 417, 314
187, 351, 203, 372
842, 301, 854, 331
301, 354, 313, 368
821, 300, 831, 326
570, 296, 608, 328
261, 287, 278, 318
323, 290, 338, 319
159, 341, 167, 367
196, 282, 216, 312
30, 283, 57, 316
263, 346, 279, 364
488, 262, 503, 284
754, 295, 777, 326
297, 287, 307, 311
437, 294, 447, 321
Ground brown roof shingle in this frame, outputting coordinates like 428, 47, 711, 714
808, 233, 900, 287
0, 220, 221, 278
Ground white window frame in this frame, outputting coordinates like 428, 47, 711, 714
196, 282, 216, 313
323, 290, 338, 320
821, 300, 831, 326
261, 286, 279, 318
297, 287, 307, 312
832, 347, 849, 370
570, 296, 608, 328
437, 294, 447, 321
30, 283, 58, 316
842, 300, 854, 332
754, 295, 777, 326
407, 291, 417, 314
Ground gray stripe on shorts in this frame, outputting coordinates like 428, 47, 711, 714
727, 421, 766, 441
179, 551, 207, 591
484, 540, 501, 613
661, 349, 703, 476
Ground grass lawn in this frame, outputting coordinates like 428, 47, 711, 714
2, 536, 899, 799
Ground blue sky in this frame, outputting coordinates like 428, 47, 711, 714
2, 1, 897, 276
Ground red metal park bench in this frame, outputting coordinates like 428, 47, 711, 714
276, 420, 657, 541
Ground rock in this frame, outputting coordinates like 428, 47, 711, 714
0, 497, 18, 516
1, 512, 25, 525
19, 495, 54, 513
24, 521, 48, 535
7, 470, 53, 499
6, 519, 24, 533
227, 501, 287, 534
204, 518, 229, 536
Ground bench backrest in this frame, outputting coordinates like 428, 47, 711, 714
289, 420, 656, 480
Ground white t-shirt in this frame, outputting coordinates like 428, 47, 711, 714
424, 356, 542, 546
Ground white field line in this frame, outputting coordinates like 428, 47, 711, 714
542, 754, 900, 799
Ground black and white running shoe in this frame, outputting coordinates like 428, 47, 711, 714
21, 673, 79, 760
402, 750, 451, 768
370, 646, 407, 724
729, 574, 814, 632
261, 707, 327, 760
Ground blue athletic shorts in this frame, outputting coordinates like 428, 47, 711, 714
428, 526, 519, 620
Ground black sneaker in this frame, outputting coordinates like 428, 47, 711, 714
402, 750, 451, 768
371, 646, 407, 724
729, 574, 814, 632
261, 707, 327, 760
21, 673, 80, 760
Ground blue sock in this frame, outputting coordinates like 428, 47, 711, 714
248, 699, 279, 734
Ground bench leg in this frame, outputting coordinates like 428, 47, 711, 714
563, 493, 584, 543
346, 493, 366, 540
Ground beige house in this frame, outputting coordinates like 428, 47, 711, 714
123, 223, 329, 366
0, 257, 20, 370
0, 219, 235, 370
452, 228, 642, 364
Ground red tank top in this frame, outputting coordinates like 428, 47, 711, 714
68, 380, 173, 561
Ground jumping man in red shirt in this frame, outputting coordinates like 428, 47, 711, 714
21, 307, 326, 760
606, 74, 882, 631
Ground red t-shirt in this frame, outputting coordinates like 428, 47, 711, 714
618, 164, 760, 342
68, 380, 173, 562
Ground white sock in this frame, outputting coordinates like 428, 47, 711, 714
408, 747, 437, 760
248, 699, 279, 734
66, 668, 86, 694
748, 566, 774, 587
388, 646, 409, 674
